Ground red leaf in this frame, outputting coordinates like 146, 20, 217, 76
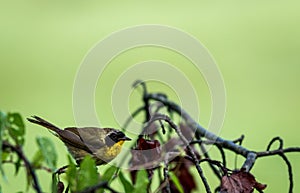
130, 138, 161, 183
137, 137, 160, 150
220, 170, 267, 193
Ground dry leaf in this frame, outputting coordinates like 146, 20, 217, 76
220, 170, 267, 193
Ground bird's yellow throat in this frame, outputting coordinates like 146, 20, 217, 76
105, 140, 125, 157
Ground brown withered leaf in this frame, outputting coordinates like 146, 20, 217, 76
130, 137, 161, 183
57, 181, 64, 193
145, 122, 159, 139
166, 157, 196, 193
220, 170, 267, 193
179, 123, 195, 142
137, 137, 161, 151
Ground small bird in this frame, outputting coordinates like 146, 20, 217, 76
27, 116, 131, 165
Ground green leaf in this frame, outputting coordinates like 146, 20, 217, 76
119, 171, 134, 193
0, 111, 6, 177
1, 151, 10, 161
36, 137, 57, 171
66, 155, 77, 192
169, 172, 184, 193
7, 113, 25, 135
14, 157, 22, 175
133, 170, 149, 193
31, 150, 44, 168
101, 166, 117, 181
98, 166, 118, 193
77, 156, 99, 191
52, 173, 58, 193
0, 111, 7, 131
7, 113, 25, 145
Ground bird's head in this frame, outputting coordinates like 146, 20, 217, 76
105, 129, 131, 147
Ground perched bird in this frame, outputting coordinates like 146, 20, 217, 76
27, 116, 131, 165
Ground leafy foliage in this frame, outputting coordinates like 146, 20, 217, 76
0, 111, 26, 178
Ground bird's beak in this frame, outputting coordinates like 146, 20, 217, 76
121, 136, 131, 141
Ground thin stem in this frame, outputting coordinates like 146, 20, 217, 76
147, 114, 211, 193
256, 147, 300, 157
2, 141, 42, 193
279, 153, 293, 193
163, 162, 171, 193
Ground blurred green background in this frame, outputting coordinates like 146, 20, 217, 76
1, 0, 299, 192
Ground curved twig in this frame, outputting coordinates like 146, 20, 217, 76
2, 141, 42, 193
256, 147, 300, 157
279, 153, 293, 193
266, 137, 283, 151
146, 114, 212, 193
163, 162, 171, 193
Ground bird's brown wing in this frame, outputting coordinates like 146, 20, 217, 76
64, 127, 107, 153
64, 127, 80, 136
56, 127, 93, 154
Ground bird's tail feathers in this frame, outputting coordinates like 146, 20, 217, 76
27, 116, 61, 134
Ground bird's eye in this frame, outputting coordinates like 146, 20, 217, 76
105, 133, 118, 147
110, 133, 118, 141
117, 131, 125, 138
106, 131, 126, 147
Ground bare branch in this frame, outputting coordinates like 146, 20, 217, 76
146, 114, 212, 193
163, 162, 171, 193
2, 141, 42, 193
256, 147, 300, 157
